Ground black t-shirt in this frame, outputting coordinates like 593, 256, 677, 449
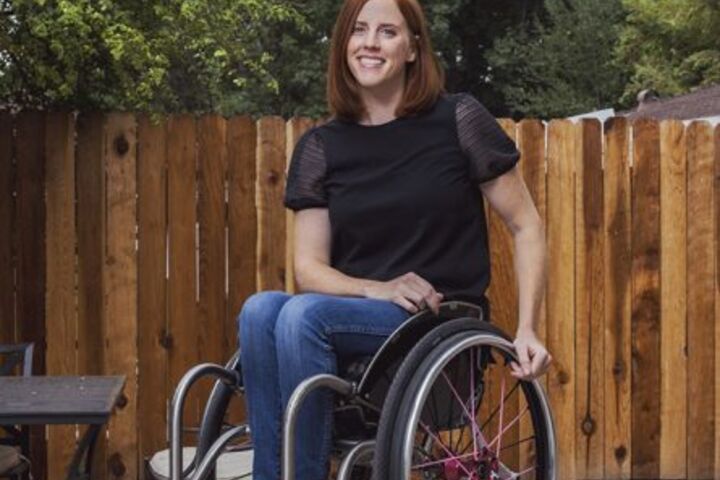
284, 92, 520, 305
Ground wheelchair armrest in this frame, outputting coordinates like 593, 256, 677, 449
169, 363, 241, 480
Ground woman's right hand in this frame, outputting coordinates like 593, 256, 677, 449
363, 272, 444, 315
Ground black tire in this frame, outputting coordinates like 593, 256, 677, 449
377, 326, 555, 480
373, 317, 507, 480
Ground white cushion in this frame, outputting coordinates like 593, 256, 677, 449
148, 446, 253, 479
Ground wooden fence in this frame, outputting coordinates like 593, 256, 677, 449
0, 112, 718, 479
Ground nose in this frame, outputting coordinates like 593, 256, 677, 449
362, 29, 380, 49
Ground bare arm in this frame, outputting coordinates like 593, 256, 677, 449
293, 208, 373, 297
481, 165, 551, 379
293, 208, 443, 313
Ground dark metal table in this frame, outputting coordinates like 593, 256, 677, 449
0, 375, 125, 480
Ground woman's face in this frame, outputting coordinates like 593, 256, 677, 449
346, 0, 416, 94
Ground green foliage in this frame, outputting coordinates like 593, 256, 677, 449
486, 0, 630, 118
0, 0, 306, 112
616, 0, 720, 103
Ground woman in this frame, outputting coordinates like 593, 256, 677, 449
237, 0, 552, 478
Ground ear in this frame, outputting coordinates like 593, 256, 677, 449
407, 49, 417, 63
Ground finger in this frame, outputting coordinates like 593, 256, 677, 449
398, 283, 428, 311
530, 349, 546, 377
393, 296, 418, 314
515, 343, 531, 376
407, 276, 442, 315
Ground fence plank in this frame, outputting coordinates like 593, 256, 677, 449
257, 117, 287, 291
603, 117, 632, 479
517, 119, 546, 471
103, 113, 138, 479
285, 118, 315, 294
137, 114, 169, 462
0, 114, 13, 344
485, 119, 520, 470
631, 118, 661, 479
546, 119, 576, 480
198, 115, 228, 411
44, 112, 78, 480
76, 112, 108, 478
686, 121, 716, 479
574, 119, 604, 480
659, 120, 687, 479
227, 116, 257, 423
167, 115, 200, 433
15, 111, 47, 479
227, 116, 257, 344
715, 125, 720, 480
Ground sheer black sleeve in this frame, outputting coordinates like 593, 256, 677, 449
455, 93, 520, 183
284, 127, 328, 211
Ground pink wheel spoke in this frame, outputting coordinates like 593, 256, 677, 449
470, 348, 478, 460
416, 421, 475, 478
514, 465, 536, 478
413, 450, 476, 469
487, 405, 529, 450
496, 373, 506, 457
440, 370, 482, 450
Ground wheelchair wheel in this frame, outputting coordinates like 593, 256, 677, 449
374, 319, 555, 480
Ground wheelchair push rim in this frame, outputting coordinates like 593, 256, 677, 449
398, 333, 556, 480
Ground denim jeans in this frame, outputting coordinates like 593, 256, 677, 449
237, 291, 411, 480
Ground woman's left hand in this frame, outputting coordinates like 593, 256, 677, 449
510, 329, 552, 381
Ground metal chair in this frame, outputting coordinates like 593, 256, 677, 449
0, 343, 34, 480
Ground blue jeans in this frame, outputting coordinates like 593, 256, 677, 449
237, 291, 410, 480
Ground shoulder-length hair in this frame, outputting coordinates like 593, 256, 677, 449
326, 0, 445, 122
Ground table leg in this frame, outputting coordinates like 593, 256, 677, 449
65, 425, 101, 480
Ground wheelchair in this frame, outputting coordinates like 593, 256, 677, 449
153, 301, 556, 480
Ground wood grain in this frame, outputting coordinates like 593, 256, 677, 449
631, 118, 661, 479
167, 115, 200, 435
227, 116, 257, 424
685, 121, 715, 479
658, 120, 687, 479
103, 113, 138, 479
197, 115, 229, 411
603, 117, 632, 479
256, 117, 287, 291
715, 124, 720, 480
574, 119, 604, 480
44, 112, 78, 480
75, 112, 107, 478
137, 114, 169, 461
15, 111, 47, 479
517, 119, 547, 473
546, 119, 576, 480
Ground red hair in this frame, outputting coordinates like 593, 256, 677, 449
326, 0, 445, 122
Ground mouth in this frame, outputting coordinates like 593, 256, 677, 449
357, 56, 386, 69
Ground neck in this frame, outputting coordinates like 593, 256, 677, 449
358, 80, 405, 126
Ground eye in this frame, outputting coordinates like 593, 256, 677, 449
380, 27, 397, 37
352, 24, 366, 34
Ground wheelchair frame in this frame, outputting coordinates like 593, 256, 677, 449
167, 301, 557, 480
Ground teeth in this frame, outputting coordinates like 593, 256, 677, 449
360, 57, 384, 67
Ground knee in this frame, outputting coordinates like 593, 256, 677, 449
274, 294, 330, 344
237, 291, 289, 342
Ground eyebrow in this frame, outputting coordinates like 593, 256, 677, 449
354, 21, 400, 28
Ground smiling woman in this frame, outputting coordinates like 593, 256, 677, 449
327, 0, 445, 125
236, 0, 550, 479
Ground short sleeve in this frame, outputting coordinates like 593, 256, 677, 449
284, 127, 328, 211
455, 93, 520, 183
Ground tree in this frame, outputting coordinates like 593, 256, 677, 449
0, 0, 305, 112
228, 0, 544, 118
616, 0, 720, 104
486, 0, 630, 118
